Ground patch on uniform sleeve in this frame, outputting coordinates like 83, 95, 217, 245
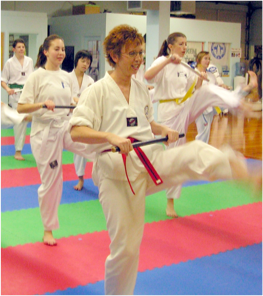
144, 105, 149, 120
50, 160, 58, 169
207, 66, 217, 73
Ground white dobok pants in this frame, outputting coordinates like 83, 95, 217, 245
30, 120, 90, 230
159, 84, 243, 200
9, 93, 27, 151
94, 139, 237, 295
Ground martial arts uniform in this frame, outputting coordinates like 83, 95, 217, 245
69, 71, 243, 295
194, 70, 218, 143
147, 55, 247, 201
69, 70, 94, 177
1, 55, 34, 151
19, 67, 92, 231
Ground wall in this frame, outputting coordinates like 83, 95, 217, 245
49, 13, 107, 79
1, 10, 47, 103
49, 12, 241, 87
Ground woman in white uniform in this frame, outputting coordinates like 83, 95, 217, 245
17, 35, 92, 246
69, 25, 254, 295
1, 38, 34, 160
144, 32, 257, 218
69, 50, 94, 190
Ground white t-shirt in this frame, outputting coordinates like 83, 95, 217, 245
69, 70, 94, 98
69, 71, 154, 154
1, 55, 34, 85
19, 67, 74, 136
147, 56, 196, 122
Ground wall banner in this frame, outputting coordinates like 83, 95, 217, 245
184, 42, 204, 64
208, 42, 230, 77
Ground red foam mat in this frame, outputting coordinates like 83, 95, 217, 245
1, 162, 93, 188
1, 203, 262, 295
1, 135, 30, 146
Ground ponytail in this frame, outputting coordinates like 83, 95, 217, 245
35, 45, 46, 68
158, 32, 187, 58
157, 40, 169, 57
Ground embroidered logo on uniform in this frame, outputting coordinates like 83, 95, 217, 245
144, 105, 149, 119
207, 66, 217, 73
178, 72, 187, 78
21, 72, 25, 76
50, 160, 58, 169
127, 117, 138, 127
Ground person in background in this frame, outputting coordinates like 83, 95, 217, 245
1, 38, 34, 160
144, 32, 258, 218
69, 24, 256, 295
17, 34, 93, 246
69, 50, 95, 190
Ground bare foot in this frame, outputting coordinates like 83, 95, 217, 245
74, 176, 84, 191
243, 71, 258, 93
220, 145, 248, 179
14, 151, 25, 161
43, 230, 57, 246
166, 198, 178, 218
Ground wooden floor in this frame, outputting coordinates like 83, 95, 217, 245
186, 111, 262, 160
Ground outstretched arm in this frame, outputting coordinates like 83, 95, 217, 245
144, 54, 181, 81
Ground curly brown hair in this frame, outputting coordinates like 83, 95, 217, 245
103, 24, 144, 68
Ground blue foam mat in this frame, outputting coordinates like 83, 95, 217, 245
1, 179, 99, 212
45, 243, 262, 295
1, 143, 32, 156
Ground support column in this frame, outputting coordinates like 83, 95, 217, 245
145, 1, 170, 120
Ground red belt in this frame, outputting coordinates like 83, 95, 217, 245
102, 137, 163, 195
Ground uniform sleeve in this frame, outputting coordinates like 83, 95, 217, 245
146, 56, 166, 84
1, 61, 10, 83
68, 85, 102, 132
18, 72, 37, 104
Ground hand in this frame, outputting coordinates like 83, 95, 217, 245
161, 128, 179, 146
7, 88, 15, 95
169, 54, 181, 64
73, 97, 79, 104
43, 100, 55, 111
221, 84, 232, 90
106, 134, 133, 156
199, 72, 208, 81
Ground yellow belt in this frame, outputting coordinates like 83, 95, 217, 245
159, 78, 197, 105
214, 106, 222, 114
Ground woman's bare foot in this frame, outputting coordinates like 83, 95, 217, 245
243, 71, 258, 93
43, 230, 57, 246
166, 198, 178, 218
14, 151, 25, 161
74, 176, 84, 191
220, 145, 248, 180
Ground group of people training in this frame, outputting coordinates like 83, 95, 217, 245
1, 24, 258, 295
